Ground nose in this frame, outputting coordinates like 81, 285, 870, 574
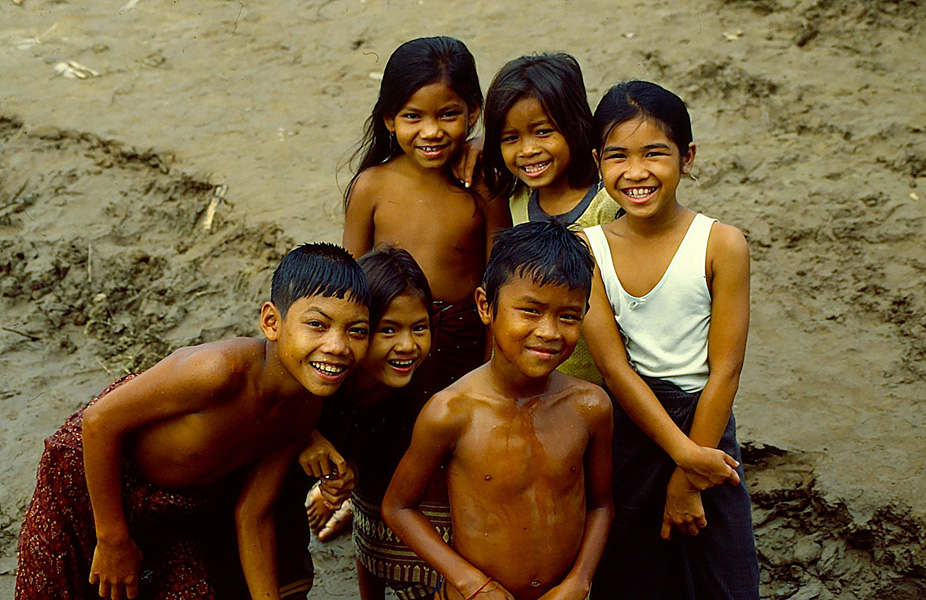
623, 156, 649, 181
534, 314, 562, 342
421, 117, 441, 139
394, 330, 416, 353
518, 135, 540, 157
320, 330, 351, 357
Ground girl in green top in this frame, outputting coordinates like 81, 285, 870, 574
482, 52, 621, 383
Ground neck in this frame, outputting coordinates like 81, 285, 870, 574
260, 340, 313, 403
536, 182, 585, 216
487, 356, 551, 400
624, 202, 690, 237
343, 368, 390, 407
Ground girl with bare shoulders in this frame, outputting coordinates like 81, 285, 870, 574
340, 36, 510, 600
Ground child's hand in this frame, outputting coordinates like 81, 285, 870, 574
453, 136, 484, 188
298, 431, 347, 480
661, 468, 706, 539
317, 463, 356, 508
89, 537, 143, 600
461, 577, 515, 600
677, 444, 740, 490
537, 575, 591, 599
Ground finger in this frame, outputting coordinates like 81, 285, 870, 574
111, 582, 124, 600
686, 520, 700, 536
660, 517, 673, 540
127, 579, 139, 600
330, 451, 348, 475
726, 466, 741, 486
98, 579, 110, 599
724, 452, 741, 469
89, 572, 99, 586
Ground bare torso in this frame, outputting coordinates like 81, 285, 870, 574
345, 158, 487, 304
444, 372, 599, 599
124, 340, 322, 488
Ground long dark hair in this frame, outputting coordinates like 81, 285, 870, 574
483, 53, 598, 199
344, 36, 483, 204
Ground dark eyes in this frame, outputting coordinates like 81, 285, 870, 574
349, 326, 370, 339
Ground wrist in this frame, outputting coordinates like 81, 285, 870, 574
668, 436, 698, 469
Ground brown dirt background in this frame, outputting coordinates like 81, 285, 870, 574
1, 1, 924, 598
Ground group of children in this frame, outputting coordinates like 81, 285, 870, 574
15, 35, 760, 600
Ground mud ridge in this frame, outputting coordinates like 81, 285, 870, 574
744, 442, 926, 599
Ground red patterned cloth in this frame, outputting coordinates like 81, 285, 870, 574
15, 375, 248, 600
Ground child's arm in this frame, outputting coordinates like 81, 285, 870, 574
82, 349, 242, 600
382, 394, 512, 599
478, 181, 513, 261
342, 172, 377, 258
235, 444, 300, 600
539, 388, 614, 600
662, 224, 750, 538
580, 255, 740, 487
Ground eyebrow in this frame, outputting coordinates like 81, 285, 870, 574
603, 142, 672, 153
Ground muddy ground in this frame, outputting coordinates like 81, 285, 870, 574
1, 1, 924, 598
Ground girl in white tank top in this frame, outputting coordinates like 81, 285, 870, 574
582, 81, 758, 599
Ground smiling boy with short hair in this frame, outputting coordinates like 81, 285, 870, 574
16, 242, 370, 600
383, 222, 613, 600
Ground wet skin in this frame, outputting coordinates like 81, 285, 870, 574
383, 278, 613, 600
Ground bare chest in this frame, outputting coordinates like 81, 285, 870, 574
451, 407, 588, 494
131, 401, 319, 487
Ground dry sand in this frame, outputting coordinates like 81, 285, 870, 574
1, 1, 924, 598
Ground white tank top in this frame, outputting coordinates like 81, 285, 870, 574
584, 213, 715, 393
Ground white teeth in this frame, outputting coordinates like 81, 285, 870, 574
624, 187, 655, 198
521, 161, 549, 173
389, 359, 416, 367
420, 146, 442, 152
311, 362, 345, 375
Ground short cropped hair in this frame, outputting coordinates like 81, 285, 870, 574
483, 221, 594, 315
357, 246, 433, 328
271, 243, 371, 317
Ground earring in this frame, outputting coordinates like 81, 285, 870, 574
389, 131, 398, 153
687, 171, 700, 186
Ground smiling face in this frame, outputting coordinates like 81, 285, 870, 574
263, 295, 370, 397
384, 81, 477, 171
362, 292, 431, 388
597, 117, 695, 220
500, 96, 572, 194
478, 274, 585, 381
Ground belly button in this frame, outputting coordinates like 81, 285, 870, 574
485, 475, 492, 481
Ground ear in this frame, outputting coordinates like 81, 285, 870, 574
475, 287, 492, 326
680, 142, 696, 175
259, 301, 282, 341
384, 114, 396, 134
592, 148, 600, 167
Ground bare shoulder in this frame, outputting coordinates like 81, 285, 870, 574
155, 338, 260, 398
347, 162, 402, 208
553, 372, 612, 418
708, 220, 749, 258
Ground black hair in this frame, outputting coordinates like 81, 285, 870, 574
356, 245, 433, 328
592, 80, 693, 158
482, 52, 598, 199
271, 243, 371, 317
344, 36, 483, 203
483, 221, 594, 315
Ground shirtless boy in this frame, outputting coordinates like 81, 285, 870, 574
382, 221, 613, 600
15, 242, 371, 600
